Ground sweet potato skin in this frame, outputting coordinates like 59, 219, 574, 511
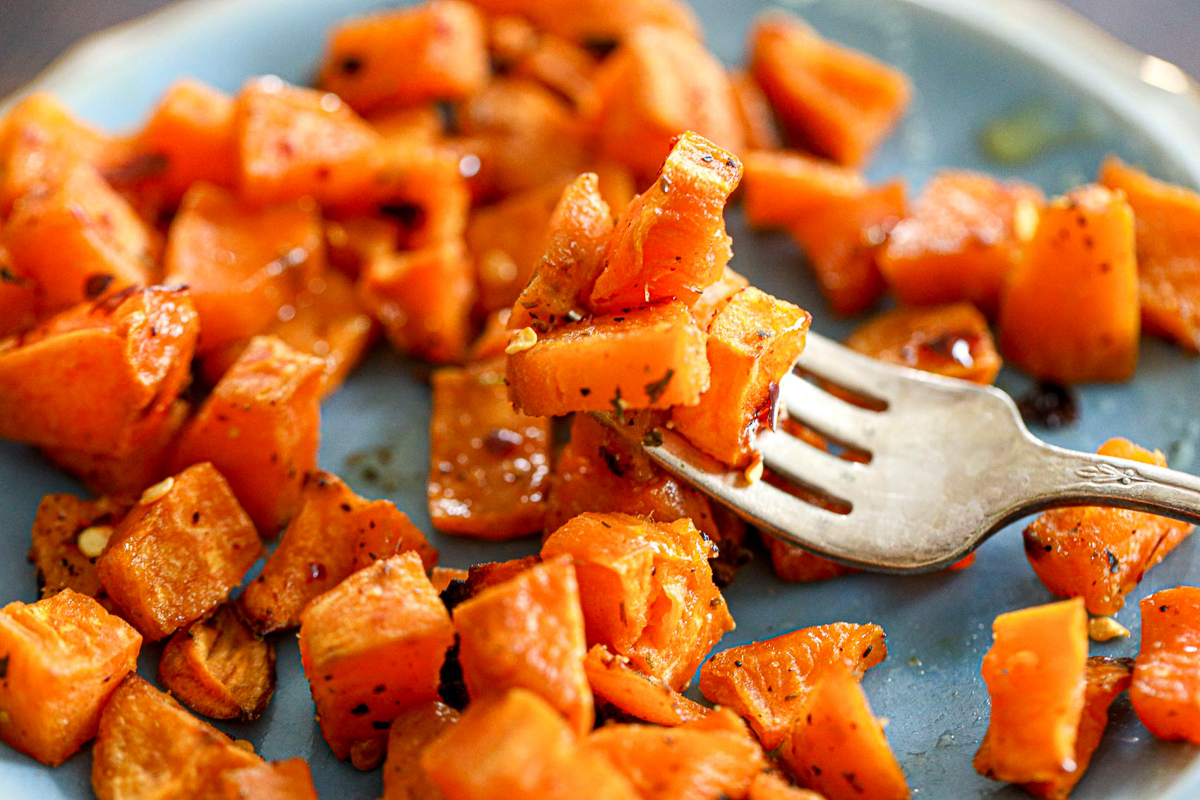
845, 302, 1002, 384
1131, 587, 1200, 743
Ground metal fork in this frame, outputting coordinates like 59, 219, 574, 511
636, 331, 1200, 572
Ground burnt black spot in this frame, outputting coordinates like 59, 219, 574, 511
339, 55, 364, 76
0, 654, 8, 679
438, 639, 470, 711
350, 704, 370, 716
440, 579, 472, 613
372, 720, 391, 730
598, 446, 625, 478
84, 273, 115, 299
1106, 550, 1120, 574
1017, 382, 1079, 430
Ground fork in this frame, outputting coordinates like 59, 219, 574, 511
633, 331, 1200, 572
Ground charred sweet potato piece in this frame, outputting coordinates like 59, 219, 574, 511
673, 287, 810, 467
0, 590, 140, 766
422, 689, 639, 800
781, 664, 909, 800
880, 171, 1043, 313
240, 470, 436, 634
221, 759, 318, 800
429, 356, 551, 538
999, 185, 1139, 382
585, 644, 710, 725
1131, 586, 1200, 743
750, 11, 911, 166
97, 463, 262, 641
1024, 439, 1192, 615
845, 303, 1002, 384
700, 622, 887, 750
359, 239, 475, 364
0, 287, 198, 456
92, 674, 263, 800
171, 336, 324, 534
748, 772, 826, 800
506, 301, 710, 416
731, 72, 781, 152
542, 513, 733, 691
431, 567, 470, 593
381, 701, 459, 800
763, 533, 859, 583
29, 494, 130, 603
318, 1, 488, 114
163, 181, 324, 353
468, 0, 697, 44
590, 132, 742, 313
453, 556, 593, 735
742, 149, 865, 230
130, 79, 237, 203
299, 552, 455, 760
973, 599, 1088, 783
1100, 157, 1200, 351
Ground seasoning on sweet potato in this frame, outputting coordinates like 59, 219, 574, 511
541, 512, 733, 691
130, 79, 237, 203
299, 552, 455, 760
318, 0, 488, 115
221, 758, 319, 800
92, 674, 263, 800
171, 336, 324, 534
731, 72, 781, 152
0, 286, 198, 456
880, 171, 1044, 313
845, 302, 1003, 384
381, 701, 460, 800
1024, 438, 1192, 615
1099, 156, 1200, 351
750, 10, 911, 166
699, 622, 887, 750
0, 590, 141, 767
973, 598, 1088, 783
1130, 586, 1200, 743
429, 356, 551, 538
506, 301, 710, 416
421, 689, 639, 800
781, 664, 910, 800
466, 0, 698, 44
742, 150, 865, 230
762, 533, 859, 583
29, 494, 131, 604
673, 287, 811, 467
589, 132, 742, 313
240, 470, 436, 634
97, 463, 262, 641
748, 772, 826, 800
999, 185, 1139, 383
585, 644, 710, 726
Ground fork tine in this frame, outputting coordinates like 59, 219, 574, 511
779, 372, 881, 450
796, 331, 908, 401
757, 429, 868, 504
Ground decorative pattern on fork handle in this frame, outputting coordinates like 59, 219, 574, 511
1074, 463, 1152, 487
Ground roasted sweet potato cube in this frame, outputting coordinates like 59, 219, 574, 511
431, 567, 470, 593
748, 772, 826, 800
382, 701, 460, 800
673, 287, 811, 468
1100, 157, 1200, 351
373, 141, 472, 242
171, 336, 324, 534
468, 0, 697, 43
542, 513, 733, 691
29, 494, 130, 603
742, 149, 865, 230
0, 287, 198, 456
0, 590, 140, 766
845, 303, 1002, 384
325, 215, 405, 278
299, 552, 455, 760
1131, 587, 1200, 743
590, 132, 742, 313
239, 470, 436, 634
131, 79, 237, 203
999, 185, 1139, 383
358, 239, 475, 364
429, 356, 550, 538
691, 268, 750, 331
97, 463, 262, 641
506, 301, 710, 416
763, 533, 859, 583
781, 664, 910, 800
421, 689, 639, 800
973, 598, 1088, 783
163, 182, 325, 353
750, 11, 911, 165
508, 33, 600, 112
879, 171, 1044, 313
585, 644, 710, 726
367, 105, 444, 146
732, 72, 782, 152
700, 622, 887, 750
221, 759, 318, 800
92, 674, 263, 800
318, 0, 488, 114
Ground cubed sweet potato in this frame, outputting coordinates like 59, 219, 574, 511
367, 105, 444, 146
97, 463, 262, 641
299, 552, 455, 760
171, 336, 325, 534
381, 701, 460, 800
748, 772, 826, 800
1130, 586, 1200, 743
325, 215, 404, 278
0, 590, 141, 766
372, 141, 473, 243
466, 0, 698, 44
762, 532, 859, 583
509, 33, 600, 112
999, 185, 1139, 383
130, 79, 237, 203
239, 470, 436, 635
29, 494, 130, 604
742, 149, 866, 230
692, 267, 750, 330
585, 644, 710, 725
845, 303, 1002, 384
221, 759, 319, 800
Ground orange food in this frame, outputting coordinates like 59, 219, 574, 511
692, 267, 750, 329
465, 0, 698, 44
1130, 586, 1200, 743
429, 356, 551, 538
0, 590, 141, 766
325, 216, 409, 278
381, 701, 460, 800
742, 149, 865, 230
97, 462, 262, 641
171, 336, 325, 534
763, 534, 859, 583
973, 598, 1088, 783
999, 185, 1139, 382
880, 171, 1044, 313
0, 246, 39, 339
221, 759, 319, 800
28, 494, 130, 604
700, 622, 887, 750
748, 772, 826, 800
585, 644, 710, 725
845, 302, 1003, 384
731, 71, 781, 152
299, 552, 455, 760
750, 10, 911, 165
507, 31, 600, 112
431, 567, 470, 593
1024, 438, 1193, 615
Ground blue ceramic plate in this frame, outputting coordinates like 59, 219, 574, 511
2, 1, 1199, 797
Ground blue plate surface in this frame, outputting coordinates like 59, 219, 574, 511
2, 0, 1199, 797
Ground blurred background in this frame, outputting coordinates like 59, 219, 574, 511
0, 0, 1196, 98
